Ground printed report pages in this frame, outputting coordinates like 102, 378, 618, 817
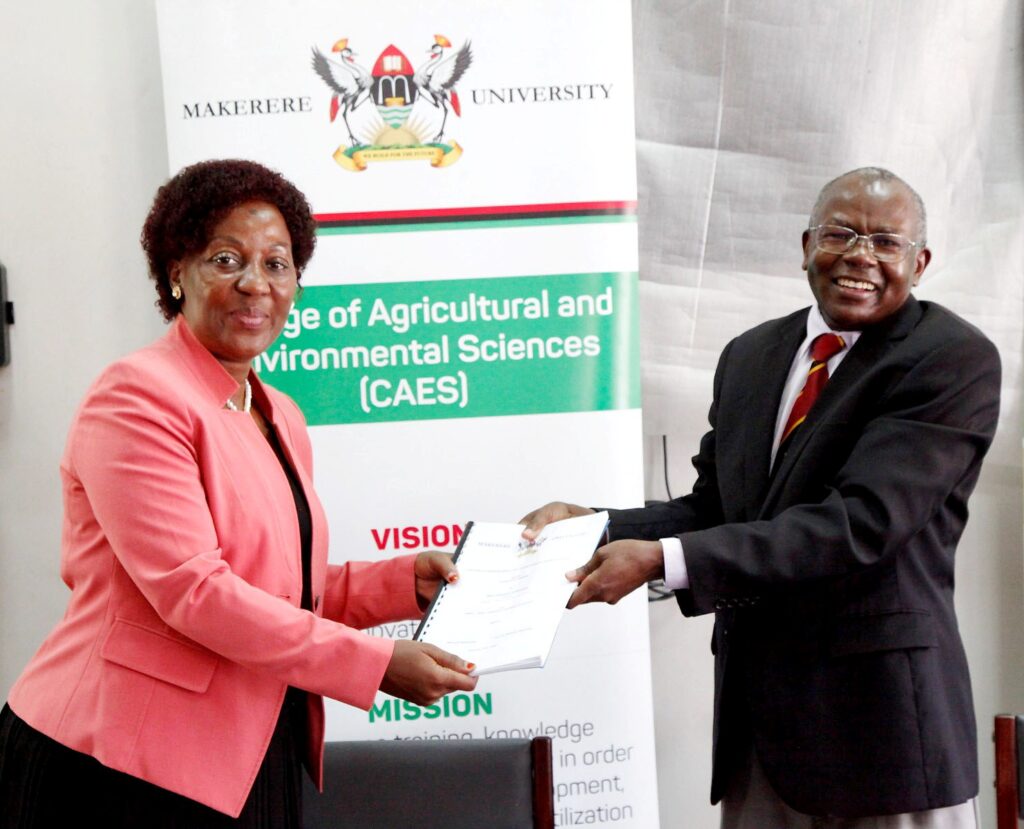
415, 511, 610, 675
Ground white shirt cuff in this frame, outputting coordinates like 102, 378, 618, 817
660, 536, 689, 590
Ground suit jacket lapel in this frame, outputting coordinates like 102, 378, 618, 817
762, 297, 923, 513
741, 311, 809, 517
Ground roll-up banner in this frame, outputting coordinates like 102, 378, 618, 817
157, 2, 659, 824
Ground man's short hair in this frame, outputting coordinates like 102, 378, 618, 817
810, 167, 927, 244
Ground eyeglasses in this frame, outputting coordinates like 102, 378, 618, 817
809, 225, 923, 262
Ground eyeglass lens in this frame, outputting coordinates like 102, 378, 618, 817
814, 226, 913, 261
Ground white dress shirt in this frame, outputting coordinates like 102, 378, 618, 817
661, 305, 860, 590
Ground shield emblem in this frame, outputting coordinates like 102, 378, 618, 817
371, 45, 417, 128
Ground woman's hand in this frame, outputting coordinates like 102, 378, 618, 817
519, 502, 595, 541
414, 551, 458, 609
379, 640, 478, 706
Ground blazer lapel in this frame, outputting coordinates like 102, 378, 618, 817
741, 311, 809, 517
762, 297, 923, 512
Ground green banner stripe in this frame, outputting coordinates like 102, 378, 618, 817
317, 214, 637, 236
256, 272, 640, 426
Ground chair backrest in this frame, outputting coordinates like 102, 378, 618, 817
304, 737, 554, 829
995, 714, 1024, 829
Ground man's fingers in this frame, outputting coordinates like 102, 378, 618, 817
520, 506, 556, 539
565, 553, 605, 608
566, 583, 591, 610
520, 502, 594, 540
565, 548, 603, 583
565, 541, 661, 609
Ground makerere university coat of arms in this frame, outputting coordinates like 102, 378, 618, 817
311, 34, 473, 171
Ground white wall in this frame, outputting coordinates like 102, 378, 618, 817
630, 2, 1024, 824
1, 2, 1021, 827
0, 0, 167, 691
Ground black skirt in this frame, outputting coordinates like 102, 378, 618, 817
0, 690, 307, 829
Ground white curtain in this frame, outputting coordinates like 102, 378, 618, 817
632, 2, 1024, 824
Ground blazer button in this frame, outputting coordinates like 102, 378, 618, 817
714, 600, 725, 610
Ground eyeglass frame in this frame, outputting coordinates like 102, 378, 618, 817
807, 224, 925, 262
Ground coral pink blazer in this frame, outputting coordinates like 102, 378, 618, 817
8, 317, 420, 816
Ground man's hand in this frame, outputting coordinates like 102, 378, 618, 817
519, 501, 595, 541
565, 539, 665, 609
413, 551, 458, 610
379, 640, 478, 706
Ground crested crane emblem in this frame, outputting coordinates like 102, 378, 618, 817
311, 34, 473, 172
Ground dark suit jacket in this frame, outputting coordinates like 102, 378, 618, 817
607, 297, 1000, 817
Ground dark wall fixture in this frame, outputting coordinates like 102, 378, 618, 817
0, 262, 12, 366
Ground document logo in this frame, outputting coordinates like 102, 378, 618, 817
516, 537, 545, 557
311, 34, 473, 172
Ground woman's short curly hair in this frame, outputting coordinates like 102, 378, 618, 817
141, 159, 317, 321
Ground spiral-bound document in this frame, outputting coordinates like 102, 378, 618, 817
414, 511, 610, 676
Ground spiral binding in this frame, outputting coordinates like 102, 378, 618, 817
413, 521, 473, 642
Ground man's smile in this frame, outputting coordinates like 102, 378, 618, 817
834, 277, 878, 292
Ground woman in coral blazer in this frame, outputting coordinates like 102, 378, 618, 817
0, 160, 476, 827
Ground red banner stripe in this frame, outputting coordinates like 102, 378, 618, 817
314, 200, 637, 223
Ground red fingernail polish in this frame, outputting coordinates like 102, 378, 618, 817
466, 662, 476, 671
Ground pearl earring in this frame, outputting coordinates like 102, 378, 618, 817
171, 284, 182, 300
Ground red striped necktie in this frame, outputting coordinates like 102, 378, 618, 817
780, 333, 847, 444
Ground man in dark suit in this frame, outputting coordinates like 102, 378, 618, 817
522, 168, 1000, 827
